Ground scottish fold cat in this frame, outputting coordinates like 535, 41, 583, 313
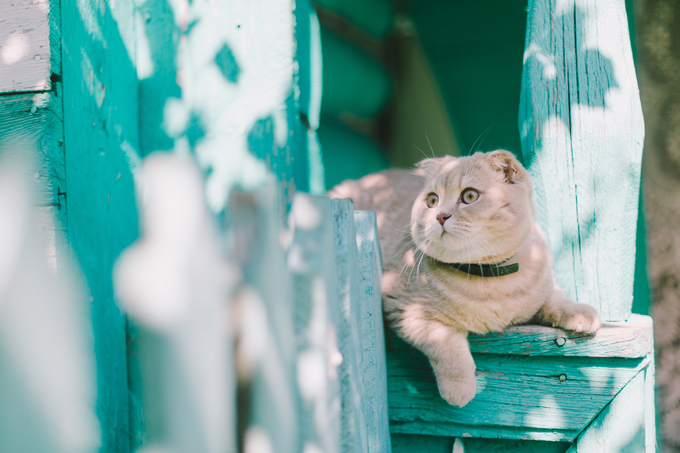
330, 150, 600, 407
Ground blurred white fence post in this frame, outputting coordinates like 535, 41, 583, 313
114, 153, 237, 453
0, 158, 100, 453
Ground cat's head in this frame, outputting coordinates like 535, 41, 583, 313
411, 150, 534, 264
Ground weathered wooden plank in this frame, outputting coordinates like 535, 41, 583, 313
469, 314, 652, 358
391, 434, 456, 453
354, 211, 391, 453
288, 193, 342, 453
519, 0, 644, 321
391, 435, 571, 453
61, 0, 140, 449
331, 198, 369, 453
387, 329, 649, 441
566, 363, 651, 452
0, 0, 51, 93
0, 92, 64, 207
461, 437, 571, 453
391, 422, 574, 443
229, 189, 299, 453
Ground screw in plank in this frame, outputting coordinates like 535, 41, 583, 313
554, 337, 567, 347
559, 374, 567, 382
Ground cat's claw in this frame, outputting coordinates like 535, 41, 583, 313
558, 303, 601, 334
435, 371, 477, 407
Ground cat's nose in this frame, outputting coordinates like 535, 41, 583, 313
437, 213, 451, 226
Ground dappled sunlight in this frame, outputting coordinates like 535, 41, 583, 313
520, 1, 642, 321
1, 33, 29, 65
524, 395, 566, 432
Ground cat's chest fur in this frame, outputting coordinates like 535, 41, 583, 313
381, 231, 554, 334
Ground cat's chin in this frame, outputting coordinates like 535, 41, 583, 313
422, 243, 515, 266
414, 240, 472, 265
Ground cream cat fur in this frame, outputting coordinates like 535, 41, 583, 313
330, 150, 601, 407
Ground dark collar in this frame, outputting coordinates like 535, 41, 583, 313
438, 257, 519, 277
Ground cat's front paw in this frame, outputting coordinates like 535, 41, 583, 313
434, 369, 477, 407
558, 303, 601, 334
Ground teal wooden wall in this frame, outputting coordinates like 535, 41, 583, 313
0, 0, 396, 451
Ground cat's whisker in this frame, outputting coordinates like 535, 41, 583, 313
411, 144, 430, 161
465, 231, 501, 266
389, 239, 417, 265
425, 133, 436, 159
415, 237, 434, 287
468, 124, 494, 155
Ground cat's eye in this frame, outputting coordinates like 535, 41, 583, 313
461, 188, 479, 204
426, 193, 439, 208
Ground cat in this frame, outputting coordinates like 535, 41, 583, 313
329, 150, 601, 407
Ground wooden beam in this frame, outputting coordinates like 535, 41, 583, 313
354, 211, 392, 453
469, 314, 652, 358
288, 194, 342, 453
61, 0, 140, 449
0, 92, 64, 208
331, 199, 369, 453
519, 0, 644, 321
566, 358, 655, 452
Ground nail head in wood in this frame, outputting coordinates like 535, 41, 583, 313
555, 337, 567, 347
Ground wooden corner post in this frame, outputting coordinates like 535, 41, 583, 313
519, 0, 644, 322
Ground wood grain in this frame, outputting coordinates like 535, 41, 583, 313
0, 92, 64, 207
0, 0, 51, 93
566, 364, 652, 452
387, 328, 650, 442
332, 199, 369, 453
288, 194, 342, 453
469, 315, 652, 359
519, 0, 644, 321
391, 435, 571, 453
354, 211, 392, 453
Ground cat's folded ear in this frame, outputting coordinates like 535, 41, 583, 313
416, 157, 454, 177
416, 158, 441, 177
486, 150, 524, 184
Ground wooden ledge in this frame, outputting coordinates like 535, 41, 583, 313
469, 314, 652, 358
386, 315, 654, 442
